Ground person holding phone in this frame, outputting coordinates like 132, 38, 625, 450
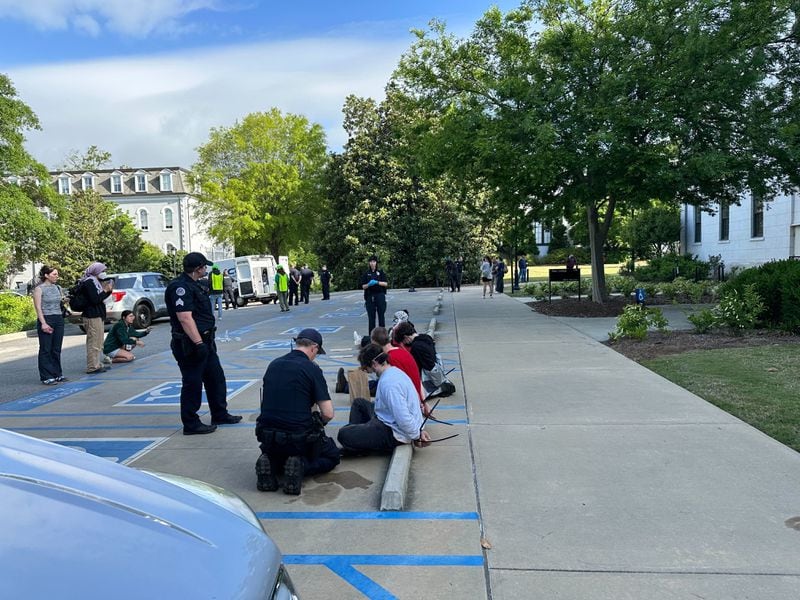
102, 310, 149, 363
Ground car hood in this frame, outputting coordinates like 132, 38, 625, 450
0, 429, 279, 599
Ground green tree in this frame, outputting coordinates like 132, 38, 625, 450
395, 1, 798, 302
625, 202, 680, 261
59, 145, 112, 171
190, 109, 328, 258
45, 190, 145, 283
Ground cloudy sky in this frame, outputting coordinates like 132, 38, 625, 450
1, 0, 520, 171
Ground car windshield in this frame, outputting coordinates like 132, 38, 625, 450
114, 277, 137, 289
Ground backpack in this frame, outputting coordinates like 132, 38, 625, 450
421, 353, 456, 398
68, 280, 88, 312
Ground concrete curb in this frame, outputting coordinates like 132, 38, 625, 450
425, 317, 437, 337
0, 329, 37, 342
380, 444, 413, 511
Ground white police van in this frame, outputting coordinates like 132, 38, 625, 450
216, 255, 279, 306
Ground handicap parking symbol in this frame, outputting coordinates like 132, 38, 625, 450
281, 326, 343, 335
49, 437, 166, 464
242, 340, 293, 351
115, 380, 256, 407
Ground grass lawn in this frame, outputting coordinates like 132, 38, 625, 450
643, 345, 800, 453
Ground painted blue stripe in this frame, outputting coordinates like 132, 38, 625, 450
0, 411, 189, 418
257, 511, 478, 520
10, 425, 181, 431
283, 554, 483, 567
326, 560, 396, 600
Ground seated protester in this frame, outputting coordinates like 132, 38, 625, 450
255, 329, 340, 495
393, 321, 456, 398
337, 343, 432, 455
102, 310, 149, 363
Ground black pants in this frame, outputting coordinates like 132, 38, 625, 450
288, 283, 299, 305
337, 398, 400, 454
321, 282, 330, 300
455, 272, 462, 291
37, 314, 64, 381
223, 289, 237, 309
448, 274, 456, 292
364, 293, 386, 333
258, 430, 340, 476
170, 336, 230, 427
300, 283, 310, 304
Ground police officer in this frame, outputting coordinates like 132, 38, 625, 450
166, 252, 242, 435
299, 264, 314, 304
255, 328, 340, 495
319, 264, 332, 300
361, 254, 388, 333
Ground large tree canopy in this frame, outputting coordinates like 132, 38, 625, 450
190, 109, 328, 258
395, 0, 799, 301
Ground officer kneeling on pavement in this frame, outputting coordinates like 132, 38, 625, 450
166, 252, 242, 435
255, 328, 340, 495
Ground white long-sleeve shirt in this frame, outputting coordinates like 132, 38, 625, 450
374, 366, 423, 444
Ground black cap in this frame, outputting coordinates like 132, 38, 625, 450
294, 328, 325, 354
368, 255, 378, 263
183, 252, 213, 271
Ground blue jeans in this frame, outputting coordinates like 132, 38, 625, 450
209, 293, 223, 318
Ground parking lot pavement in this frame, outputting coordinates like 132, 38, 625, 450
0, 289, 486, 600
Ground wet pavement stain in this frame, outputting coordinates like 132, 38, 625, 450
314, 470, 373, 490
298, 483, 341, 505
785, 517, 800, 531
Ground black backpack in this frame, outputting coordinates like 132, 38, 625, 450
68, 280, 88, 312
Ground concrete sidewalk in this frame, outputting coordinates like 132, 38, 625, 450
453, 291, 800, 599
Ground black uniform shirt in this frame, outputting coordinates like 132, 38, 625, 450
257, 350, 330, 433
165, 272, 216, 334
360, 268, 387, 299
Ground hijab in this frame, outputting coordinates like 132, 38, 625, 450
80, 262, 107, 292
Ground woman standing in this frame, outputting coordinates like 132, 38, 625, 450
79, 262, 113, 374
103, 310, 149, 363
32, 265, 66, 385
480, 256, 493, 298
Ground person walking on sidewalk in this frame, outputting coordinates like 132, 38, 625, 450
337, 343, 431, 455
480, 256, 493, 298
209, 264, 224, 319
32, 265, 66, 385
78, 262, 114, 374
274, 265, 290, 312
455, 256, 464, 292
255, 328, 339, 495
166, 252, 242, 435
361, 254, 388, 333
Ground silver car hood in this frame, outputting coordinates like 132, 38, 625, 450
0, 429, 279, 599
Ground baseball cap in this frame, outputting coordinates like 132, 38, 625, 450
294, 328, 326, 354
183, 252, 213, 271
368, 255, 378, 263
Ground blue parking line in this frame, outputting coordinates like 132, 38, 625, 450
257, 511, 478, 520
10, 425, 182, 431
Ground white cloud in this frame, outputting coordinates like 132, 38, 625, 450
9, 35, 410, 169
0, 0, 219, 36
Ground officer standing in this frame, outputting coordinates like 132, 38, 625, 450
361, 254, 388, 333
299, 264, 314, 304
255, 328, 340, 495
166, 252, 242, 435
319, 265, 332, 300
288, 265, 301, 306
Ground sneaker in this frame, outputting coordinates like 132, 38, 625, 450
255, 454, 278, 492
55, 376, 68, 382
211, 414, 243, 425
102, 355, 113, 365
335, 367, 347, 394
42, 378, 57, 385
85, 367, 107, 374
183, 423, 217, 435
283, 456, 304, 495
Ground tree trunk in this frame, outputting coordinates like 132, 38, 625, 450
586, 203, 609, 303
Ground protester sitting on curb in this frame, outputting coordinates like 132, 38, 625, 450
102, 310, 150, 363
337, 343, 431, 455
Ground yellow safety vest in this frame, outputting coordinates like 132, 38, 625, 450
210, 270, 224, 292
275, 272, 288, 292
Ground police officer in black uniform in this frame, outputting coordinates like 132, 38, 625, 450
361, 254, 388, 333
166, 252, 242, 435
299, 265, 314, 304
319, 264, 332, 300
255, 328, 340, 495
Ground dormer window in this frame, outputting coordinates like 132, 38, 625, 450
159, 169, 173, 192
82, 173, 95, 191
138, 208, 149, 231
111, 171, 123, 193
58, 174, 72, 195
135, 171, 147, 193
163, 207, 174, 230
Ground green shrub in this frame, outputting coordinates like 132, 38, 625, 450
0, 294, 37, 335
523, 282, 547, 300
716, 284, 764, 331
634, 254, 709, 282
609, 305, 669, 341
722, 259, 800, 330
615, 276, 638, 300
538, 246, 591, 266
688, 308, 717, 333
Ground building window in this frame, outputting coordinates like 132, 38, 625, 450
138, 209, 149, 231
693, 206, 702, 243
160, 170, 173, 192
82, 173, 95, 191
58, 175, 71, 195
534, 222, 551, 245
163, 207, 174, 230
111, 172, 122, 193
719, 202, 729, 241
135, 171, 147, 192
752, 194, 764, 238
